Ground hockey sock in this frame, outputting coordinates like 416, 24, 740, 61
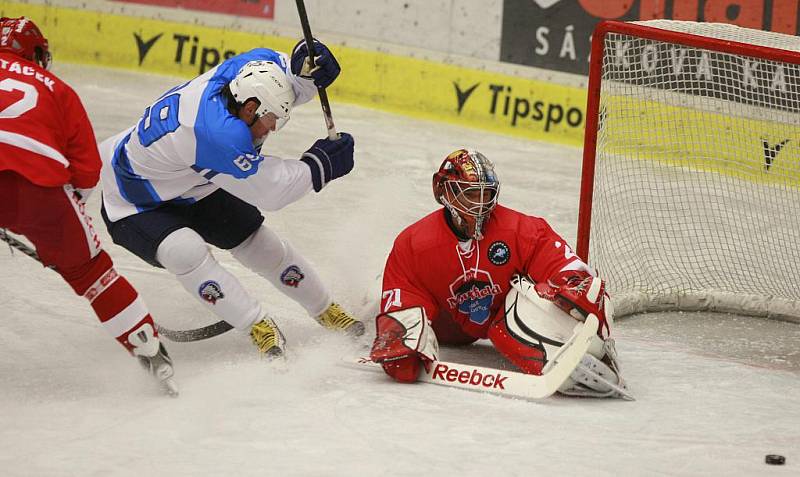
232, 226, 331, 317
67, 251, 158, 355
157, 228, 263, 330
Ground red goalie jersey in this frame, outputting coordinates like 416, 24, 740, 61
380, 204, 593, 344
0, 51, 100, 188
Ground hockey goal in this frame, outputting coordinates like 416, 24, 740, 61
577, 20, 800, 322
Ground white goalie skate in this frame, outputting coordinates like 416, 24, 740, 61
559, 339, 633, 400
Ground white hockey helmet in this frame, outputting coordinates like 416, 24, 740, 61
229, 60, 295, 130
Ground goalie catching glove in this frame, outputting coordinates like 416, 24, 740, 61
534, 269, 613, 338
369, 307, 439, 383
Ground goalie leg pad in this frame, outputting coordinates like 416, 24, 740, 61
487, 316, 546, 374
488, 276, 585, 374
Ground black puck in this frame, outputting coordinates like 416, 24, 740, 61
765, 454, 785, 465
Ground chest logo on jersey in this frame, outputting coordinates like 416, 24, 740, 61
447, 269, 502, 325
487, 241, 510, 265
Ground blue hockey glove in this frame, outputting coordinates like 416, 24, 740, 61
300, 133, 354, 192
291, 39, 341, 89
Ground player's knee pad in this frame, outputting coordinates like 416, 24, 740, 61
157, 228, 262, 329
230, 225, 287, 273
156, 227, 209, 275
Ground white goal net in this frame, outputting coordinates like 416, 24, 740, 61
578, 20, 800, 322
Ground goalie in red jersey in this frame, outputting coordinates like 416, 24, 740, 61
369, 149, 627, 398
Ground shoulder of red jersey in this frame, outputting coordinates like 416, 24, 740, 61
0, 52, 70, 95
486, 204, 551, 236
393, 208, 454, 254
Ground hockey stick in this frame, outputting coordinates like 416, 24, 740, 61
0, 230, 232, 342
1, 228, 48, 266
347, 315, 600, 400
154, 320, 233, 342
295, 0, 339, 140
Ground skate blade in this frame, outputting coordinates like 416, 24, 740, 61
161, 377, 180, 398
346, 321, 366, 337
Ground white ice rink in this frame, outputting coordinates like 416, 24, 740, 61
1, 64, 798, 476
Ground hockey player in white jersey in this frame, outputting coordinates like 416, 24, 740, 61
98, 40, 363, 357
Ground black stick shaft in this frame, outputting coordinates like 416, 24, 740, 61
295, 0, 338, 140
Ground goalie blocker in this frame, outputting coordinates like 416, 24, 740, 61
370, 273, 628, 399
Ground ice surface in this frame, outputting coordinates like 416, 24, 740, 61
0, 64, 797, 476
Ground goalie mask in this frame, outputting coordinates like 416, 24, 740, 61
432, 149, 500, 240
0, 17, 51, 69
229, 60, 295, 131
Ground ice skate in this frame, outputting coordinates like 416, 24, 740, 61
316, 303, 365, 337
137, 342, 179, 397
250, 317, 286, 358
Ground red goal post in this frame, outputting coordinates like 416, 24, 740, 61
577, 20, 800, 322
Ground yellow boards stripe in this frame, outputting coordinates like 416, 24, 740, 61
0, 1, 589, 146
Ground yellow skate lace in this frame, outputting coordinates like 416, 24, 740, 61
317, 303, 364, 335
250, 319, 284, 356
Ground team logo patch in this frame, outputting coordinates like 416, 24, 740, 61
199, 280, 224, 304
451, 280, 501, 325
447, 268, 503, 326
488, 241, 510, 265
280, 265, 305, 288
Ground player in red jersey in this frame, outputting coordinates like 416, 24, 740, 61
0, 17, 177, 395
369, 149, 627, 397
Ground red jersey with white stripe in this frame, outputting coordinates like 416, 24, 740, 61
380, 205, 593, 340
0, 52, 100, 188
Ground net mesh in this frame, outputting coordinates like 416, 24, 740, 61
588, 21, 800, 321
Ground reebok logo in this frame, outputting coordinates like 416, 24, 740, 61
429, 363, 508, 389
453, 82, 479, 114
134, 32, 163, 66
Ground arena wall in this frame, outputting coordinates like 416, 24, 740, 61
0, 0, 590, 147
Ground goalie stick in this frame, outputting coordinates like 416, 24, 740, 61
1, 229, 233, 342
347, 314, 600, 400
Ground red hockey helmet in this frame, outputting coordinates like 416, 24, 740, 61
0, 17, 51, 69
432, 149, 500, 240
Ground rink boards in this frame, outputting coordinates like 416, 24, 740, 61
0, 1, 589, 147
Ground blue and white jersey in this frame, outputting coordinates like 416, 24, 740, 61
100, 48, 318, 222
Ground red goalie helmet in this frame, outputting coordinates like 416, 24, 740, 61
0, 17, 51, 69
432, 149, 500, 240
